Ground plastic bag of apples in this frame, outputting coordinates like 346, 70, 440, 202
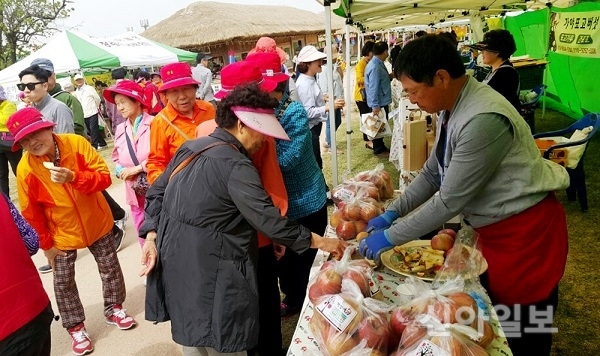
353, 163, 395, 200
331, 180, 381, 206
308, 248, 384, 304
309, 279, 392, 356
390, 314, 491, 356
331, 191, 386, 240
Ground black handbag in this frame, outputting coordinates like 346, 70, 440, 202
0, 132, 15, 152
124, 130, 150, 196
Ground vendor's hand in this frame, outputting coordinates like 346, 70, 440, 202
333, 99, 345, 109
372, 107, 381, 116
120, 166, 143, 181
358, 230, 393, 261
139, 231, 158, 277
44, 246, 67, 270
310, 233, 348, 260
273, 243, 286, 260
48, 166, 75, 184
367, 210, 400, 233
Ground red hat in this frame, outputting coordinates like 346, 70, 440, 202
103, 80, 147, 108
158, 62, 199, 92
7, 107, 55, 152
214, 61, 277, 100
245, 52, 290, 83
247, 37, 287, 64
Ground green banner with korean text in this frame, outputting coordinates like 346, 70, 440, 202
550, 11, 600, 58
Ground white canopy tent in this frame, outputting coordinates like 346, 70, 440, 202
316, 0, 574, 185
0, 30, 196, 96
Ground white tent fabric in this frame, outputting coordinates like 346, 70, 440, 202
0, 30, 193, 88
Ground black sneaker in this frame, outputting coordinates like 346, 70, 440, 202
38, 264, 53, 274
113, 225, 124, 252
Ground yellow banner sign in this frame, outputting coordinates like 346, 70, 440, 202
550, 11, 600, 58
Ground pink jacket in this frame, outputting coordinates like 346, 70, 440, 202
112, 113, 153, 207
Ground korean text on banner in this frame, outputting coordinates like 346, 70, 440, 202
549, 11, 600, 58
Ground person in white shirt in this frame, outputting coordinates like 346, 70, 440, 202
191, 53, 216, 109
73, 73, 104, 149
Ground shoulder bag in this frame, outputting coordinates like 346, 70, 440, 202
124, 131, 150, 196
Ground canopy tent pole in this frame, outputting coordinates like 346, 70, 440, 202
324, 0, 338, 186
345, 18, 353, 175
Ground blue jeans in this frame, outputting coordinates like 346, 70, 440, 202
325, 108, 342, 147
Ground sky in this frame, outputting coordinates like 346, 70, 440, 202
56, 0, 324, 38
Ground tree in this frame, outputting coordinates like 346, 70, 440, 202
0, 0, 73, 69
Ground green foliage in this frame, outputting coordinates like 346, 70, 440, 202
0, 0, 73, 68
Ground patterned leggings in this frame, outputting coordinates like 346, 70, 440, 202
53, 231, 126, 329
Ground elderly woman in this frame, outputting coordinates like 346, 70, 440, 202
139, 84, 346, 356
146, 62, 216, 184
107, 80, 153, 246
295, 45, 344, 169
248, 52, 329, 317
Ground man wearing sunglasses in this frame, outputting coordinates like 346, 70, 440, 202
18, 65, 74, 134
30, 58, 87, 138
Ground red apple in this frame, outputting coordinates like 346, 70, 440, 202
390, 306, 413, 337
447, 292, 478, 325
471, 318, 495, 348
344, 202, 362, 221
342, 269, 370, 297
431, 233, 455, 251
326, 331, 359, 355
360, 203, 379, 222
354, 220, 367, 234
314, 269, 342, 295
336, 220, 357, 240
438, 228, 457, 239
430, 335, 463, 356
398, 320, 428, 349
427, 299, 458, 324
357, 315, 390, 350
319, 260, 336, 271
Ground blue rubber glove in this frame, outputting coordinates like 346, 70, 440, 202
366, 210, 399, 233
358, 230, 394, 261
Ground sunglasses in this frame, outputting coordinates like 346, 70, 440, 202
17, 82, 45, 91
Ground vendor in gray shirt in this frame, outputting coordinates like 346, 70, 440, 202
18, 65, 74, 134
359, 34, 569, 356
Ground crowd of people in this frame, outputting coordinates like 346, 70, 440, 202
1, 30, 568, 356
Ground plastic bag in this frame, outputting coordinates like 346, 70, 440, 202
331, 180, 381, 205
354, 163, 395, 200
309, 248, 383, 304
360, 107, 392, 140
309, 279, 391, 356
391, 315, 490, 356
330, 191, 385, 240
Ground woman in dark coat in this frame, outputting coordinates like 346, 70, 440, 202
139, 84, 346, 356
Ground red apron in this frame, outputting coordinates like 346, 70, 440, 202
475, 194, 568, 305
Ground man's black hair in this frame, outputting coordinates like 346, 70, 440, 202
394, 34, 465, 86
372, 41, 389, 56
18, 65, 50, 82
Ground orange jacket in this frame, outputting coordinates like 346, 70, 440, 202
16, 134, 113, 251
147, 100, 216, 183
195, 120, 288, 248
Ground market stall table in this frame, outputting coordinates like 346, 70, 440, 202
286, 227, 514, 356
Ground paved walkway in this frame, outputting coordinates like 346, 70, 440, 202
32, 179, 182, 355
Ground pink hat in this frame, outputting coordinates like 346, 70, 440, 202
245, 52, 290, 83
103, 80, 147, 108
232, 106, 289, 141
158, 62, 199, 92
247, 37, 287, 65
7, 107, 55, 151
214, 61, 277, 100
